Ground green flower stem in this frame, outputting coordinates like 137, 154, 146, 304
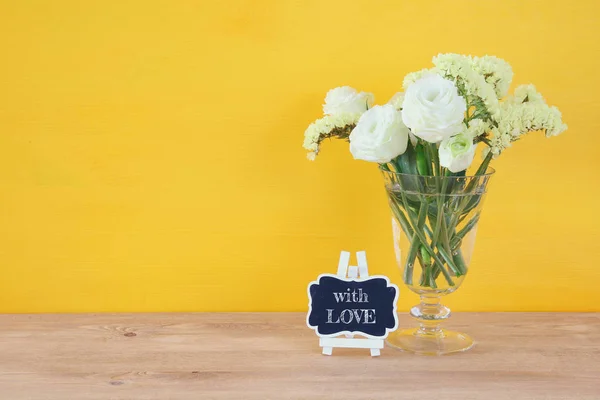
425, 151, 488, 282
439, 215, 460, 274
450, 213, 480, 249
448, 152, 492, 233
453, 249, 468, 276
423, 145, 458, 284
387, 193, 429, 285
430, 207, 444, 249
431, 250, 455, 286
431, 251, 444, 281
402, 199, 428, 285
428, 265, 438, 288
438, 247, 462, 276
432, 213, 469, 280
416, 197, 428, 227
439, 211, 467, 277
463, 93, 471, 128
431, 203, 466, 280
467, 150, 492, 188
418, 245, 432, 287
452, 240, 462, 252
419, 243, 437, 289
428, 142, 441, 176
424, 224, 434, 240
431, 180, 450, 246
388, 195, 413, 237
429, 155, 447, 251
404, 234, 419, 285
440, 214, 453, 252
397, 189, 455, 287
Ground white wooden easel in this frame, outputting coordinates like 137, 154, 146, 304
319, 251, 384, 357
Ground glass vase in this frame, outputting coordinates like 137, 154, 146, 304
381, 168, 494, 355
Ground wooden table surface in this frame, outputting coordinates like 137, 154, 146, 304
0, 313, 598, 399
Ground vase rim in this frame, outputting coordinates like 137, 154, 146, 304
379, 166, 496, 178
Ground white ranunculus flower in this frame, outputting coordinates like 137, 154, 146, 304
323, 86, 374, 116
387, 92, 418, 146
349, 104, 409, 163
438, 133, 476, 173
402, 74, 467, 143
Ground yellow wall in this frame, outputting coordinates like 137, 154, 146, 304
0, 0, 598, 313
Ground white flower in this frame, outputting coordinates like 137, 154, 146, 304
401, 74, 467, 143
349, 105, 409, 163
323, 86, 374, 116
439, 132, 476, 172
387, 92, 418, 146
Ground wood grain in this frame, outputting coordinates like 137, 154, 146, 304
0, 313, 598, 399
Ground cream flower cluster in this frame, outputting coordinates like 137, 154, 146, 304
466, 119, 491, 138
487, 128, 512, 156
387, 92, 405, 110
303, 112, 362, 160
486, 99, 567, 156
498, 102, 567, 138
471, 55, 514, 98
432, 53, 501, 118
402, 68, 437, 90
507, 84, 545, 104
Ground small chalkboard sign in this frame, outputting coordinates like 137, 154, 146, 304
306, 251, 399, 356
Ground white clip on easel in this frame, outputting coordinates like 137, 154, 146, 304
319, 251, 384, 357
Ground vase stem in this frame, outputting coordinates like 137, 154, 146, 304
410, 296, 451, 336
388, 295, 473, 355
411, 296, 450, 320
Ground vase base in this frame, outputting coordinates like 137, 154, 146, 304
386, 328, 474, 355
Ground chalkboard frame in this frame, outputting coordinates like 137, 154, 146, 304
306, 273, 399, 339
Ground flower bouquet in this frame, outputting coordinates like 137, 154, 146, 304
303, 53, 567, 355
